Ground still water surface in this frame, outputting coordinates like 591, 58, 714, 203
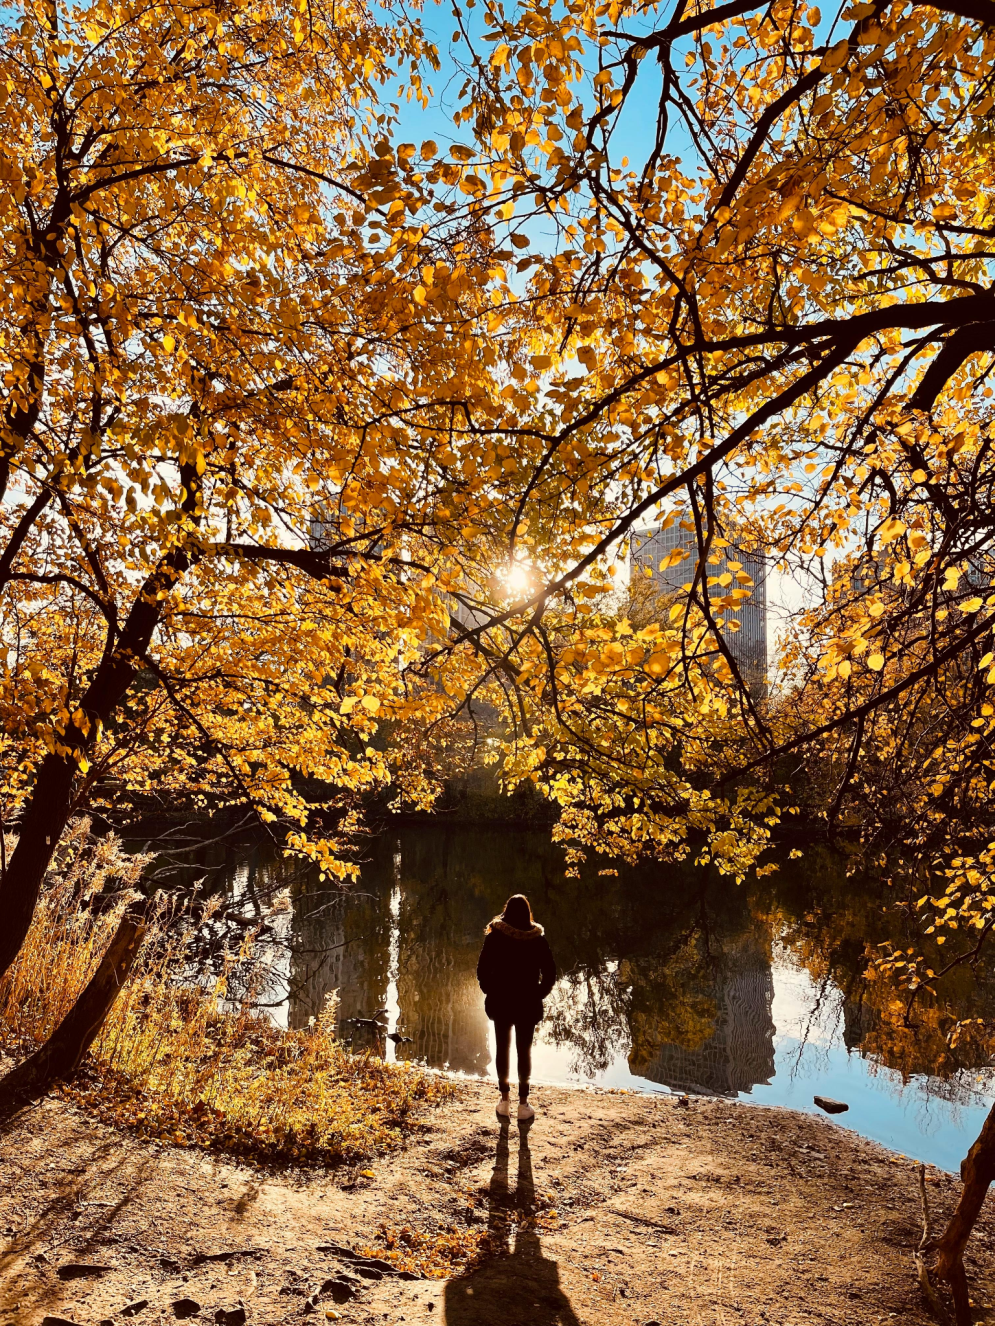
226, 824, 995, 1172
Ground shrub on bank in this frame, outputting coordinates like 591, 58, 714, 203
0, 822, 453, 1167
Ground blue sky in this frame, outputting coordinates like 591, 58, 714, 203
386, 0, 700, 169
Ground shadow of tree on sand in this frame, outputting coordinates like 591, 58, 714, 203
444, 1119, 580, 1326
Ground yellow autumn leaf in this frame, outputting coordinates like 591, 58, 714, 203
821, 38, 850, 72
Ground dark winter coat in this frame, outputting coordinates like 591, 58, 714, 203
476, 919, 557, 1025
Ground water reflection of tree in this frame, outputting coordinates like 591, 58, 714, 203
759, 844, 995, 1089
543, 968, 630, 1076
542, 943, 720, 1080
138, 830, 320, 1014
221, 824, 995, 1103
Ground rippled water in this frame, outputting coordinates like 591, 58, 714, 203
226, 822, 995, 1172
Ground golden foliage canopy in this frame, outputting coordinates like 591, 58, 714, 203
7, 0, 995, 981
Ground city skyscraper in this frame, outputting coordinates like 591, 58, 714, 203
631, 519, 768, 693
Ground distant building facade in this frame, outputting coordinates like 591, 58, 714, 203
631, 520, 768, 693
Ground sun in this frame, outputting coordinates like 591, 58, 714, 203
502, 561, 534, 597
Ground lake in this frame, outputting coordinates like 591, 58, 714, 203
220, 822, 995, 1173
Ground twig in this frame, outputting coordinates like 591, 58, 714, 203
608, 1207, 680, 1233
919, 1163, 934, 1252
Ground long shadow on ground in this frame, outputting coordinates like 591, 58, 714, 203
444, 1119, 580, 1326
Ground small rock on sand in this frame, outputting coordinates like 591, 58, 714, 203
57, 1263, 114, 1279
214, 1308, 247, 1326
171, 1299, 202, 1320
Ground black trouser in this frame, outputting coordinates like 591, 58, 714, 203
493, 1017, 537, 1100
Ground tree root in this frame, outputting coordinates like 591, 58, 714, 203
914, 1162, 951, 1326
914, 1100, 995, 1326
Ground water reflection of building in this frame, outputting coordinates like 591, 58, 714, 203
393, 884, 492, 1075
628, 934, 776, 1097
288, 886, 389, 1030
286, 842, 494, 1073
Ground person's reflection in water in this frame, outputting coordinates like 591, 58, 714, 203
444, 1119, 580, 1326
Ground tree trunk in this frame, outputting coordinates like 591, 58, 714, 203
0, 749, 79, 980
0, 902, 147, 1121
0, 533, 194, 982
933, 1099, 995, 1325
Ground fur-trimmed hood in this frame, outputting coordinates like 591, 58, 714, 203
485, 918, 545, 940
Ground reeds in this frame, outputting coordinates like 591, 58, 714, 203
0, 821, 453, 1167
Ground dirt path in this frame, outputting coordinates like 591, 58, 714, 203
2, 1081, 993, 1326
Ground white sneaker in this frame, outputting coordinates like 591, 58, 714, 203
496, 1098, 511, 1118
517, 1102, 535, 1121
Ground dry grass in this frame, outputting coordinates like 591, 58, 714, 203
0, 820, 455, 1167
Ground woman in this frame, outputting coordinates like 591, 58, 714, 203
476, 893, 557, 1121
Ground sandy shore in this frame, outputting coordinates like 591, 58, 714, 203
2, 1080, 993, 1326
